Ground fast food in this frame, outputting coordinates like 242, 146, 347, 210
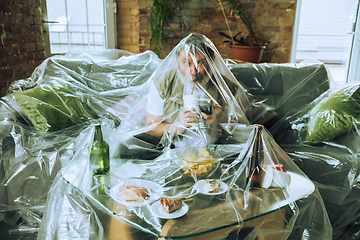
160, 197, 183, 213
180, 149, 217, 178
122, 183, 150, 203
203, 179, 221, 193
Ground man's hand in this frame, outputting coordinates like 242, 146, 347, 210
176, 108, 199, 134
201, 104, 223, 126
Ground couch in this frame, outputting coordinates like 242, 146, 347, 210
230, 61, 360, 239
0, 51, 359, 239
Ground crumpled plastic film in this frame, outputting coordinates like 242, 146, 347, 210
227, 59, 360, 239
230, 62, 359, 239
227, 59, 332, 139
112, 33, 258, 161
122, 33, 253, 155
0, 49, 161, 234
0, 118, 92, 233
0, 32, 352, 239
4, 49, 162, 132
269, 82, 360, 239
37, 123, 331, 240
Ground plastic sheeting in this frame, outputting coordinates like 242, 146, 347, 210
0, 48, 161, 233
0, 33, 357, 239
229, 60, 360, 239
38, 123, 331, 240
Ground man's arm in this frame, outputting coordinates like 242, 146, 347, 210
146, 110, 199, 138
146, 113, 172, 138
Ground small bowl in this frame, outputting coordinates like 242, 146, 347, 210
176, 147, 221, 179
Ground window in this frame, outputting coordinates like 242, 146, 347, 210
292, 0, 359, 83
42, 0, 116, 56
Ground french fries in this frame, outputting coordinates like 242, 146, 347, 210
180, 149, 217, 178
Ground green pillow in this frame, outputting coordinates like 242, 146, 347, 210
10, 84, 98, 132
306, 84, 360, 143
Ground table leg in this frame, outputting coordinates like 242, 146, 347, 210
242, 208, 285, 240
107, 201, 158, 240
159, 225, 239, 240
108, 215, 135, 240
258, 208, 285, 240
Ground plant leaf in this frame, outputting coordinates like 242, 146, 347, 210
233, 32, 243, 39
218, 32, 232, 39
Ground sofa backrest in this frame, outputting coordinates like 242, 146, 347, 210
229, 62, 330, 119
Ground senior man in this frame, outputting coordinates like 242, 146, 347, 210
116, 33, 276, 159
146, 33, 250, 140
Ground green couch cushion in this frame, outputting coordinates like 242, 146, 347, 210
306, 84, 360, 143
10, 84, 98, 132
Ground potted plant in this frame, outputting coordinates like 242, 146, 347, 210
218, 0, 270, 63
150, 0, 185, 57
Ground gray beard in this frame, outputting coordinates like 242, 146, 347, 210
177, 68, 210, 87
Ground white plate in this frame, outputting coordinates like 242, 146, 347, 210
150, 200, 188, 219
109, 179, 164, 207
193, 179, 228, 195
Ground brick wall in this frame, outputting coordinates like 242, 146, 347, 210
0, 0, 296, 97
134, 0, 296, 62
0, 0, 46, 97
116, 0, 141, 53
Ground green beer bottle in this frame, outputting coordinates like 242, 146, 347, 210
90, 124, 110, 175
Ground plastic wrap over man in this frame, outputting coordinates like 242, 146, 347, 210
145, 33, 251, 147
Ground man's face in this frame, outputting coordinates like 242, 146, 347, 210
178, 49, 207, 83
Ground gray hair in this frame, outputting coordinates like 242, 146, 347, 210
175, 33, 214, 59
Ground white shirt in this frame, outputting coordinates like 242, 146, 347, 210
146, 69, 210, 116
146, 81, 164, 116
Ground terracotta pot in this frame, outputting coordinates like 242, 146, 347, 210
231, 45, 266, 63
